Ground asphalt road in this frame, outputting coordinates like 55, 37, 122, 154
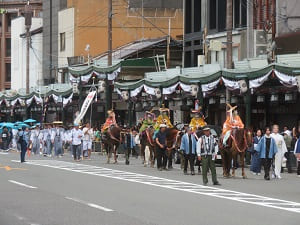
0, 151, 299, 225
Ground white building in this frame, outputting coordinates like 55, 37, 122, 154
58, 7, 75, 82
11, 17, 43, 90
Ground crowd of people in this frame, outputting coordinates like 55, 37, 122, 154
0, 105, 300, 185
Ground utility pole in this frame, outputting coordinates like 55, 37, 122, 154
49, 0, 53, 83
226, 0, 233, 108
166, 18, 171, 68
24, 1, 32, 94
106, 0, 113, 116
272, 0, 276, 61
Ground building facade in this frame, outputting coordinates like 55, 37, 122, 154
42, 0, 67, 84
0, 0, 42, 91
60, 0, 183, 62
11, 17, 43, 90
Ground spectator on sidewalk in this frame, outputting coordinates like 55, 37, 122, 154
71, 124, 83, 162
256, 127, 278, 180
250, 129, 262, 175
271, 125, 287, 179
180, 127, 197, 175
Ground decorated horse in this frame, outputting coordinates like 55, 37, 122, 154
102, 110, 122, 163
219, 104, 253, 178
139, 111, 156, 167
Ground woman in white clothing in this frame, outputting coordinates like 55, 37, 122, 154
270, 125, 287, 179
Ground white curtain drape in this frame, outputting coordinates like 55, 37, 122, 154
222, 77, 240, 90
144, 85, 156, 96
130, 85, 144, 97
63, 93, 73, 107
201, 78, 220, 93
249, 70, 272, 89
274, 70, 298, 87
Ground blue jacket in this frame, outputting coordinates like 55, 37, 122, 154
256, 135, 278, 159
180, 133, 197, 154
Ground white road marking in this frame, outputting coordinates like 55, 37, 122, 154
0, 152, 9, 155
65, 197, 114, 212
8, 180, 37, 189
17, 160, 300, 214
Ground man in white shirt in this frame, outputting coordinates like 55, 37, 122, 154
82, 123, 93, 160
271, 124, 288, 179
71, 123, 83, 161
52, 122, 64, 157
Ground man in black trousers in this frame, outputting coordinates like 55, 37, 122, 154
155, 124, 168, 171
18, 126, 28, 163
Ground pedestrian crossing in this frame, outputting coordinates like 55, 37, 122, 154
21, 160, 300, 214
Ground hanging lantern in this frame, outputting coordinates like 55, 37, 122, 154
238, 80, 248, 94
154, 88, 161, 99
190, 84, 199, 97
97, 80, 105, 93
121, 91, 129, 101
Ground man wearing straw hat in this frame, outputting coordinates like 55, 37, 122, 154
197, 126, 220, 186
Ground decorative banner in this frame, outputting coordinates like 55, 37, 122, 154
179, 82, 192, 92
26, 95, 43, 106
11, 98, 25, 107
201, 78, 221, 94
63, 93, 73, 107
69, 74, 80, 83
222, 77, 240, 90
296, 76, 300, 93
249, 70, 272, 89
74, 91, 96, 125
51, 94, 59, 104
163, 83, 178, 95
130, 85, 144, 97
80, 73, 93, 83
144, 85, 156, 96
274, 70, 298, 88
0, 99, 10, 107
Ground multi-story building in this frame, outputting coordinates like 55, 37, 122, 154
0, 0, 42, 91
42, 0, 67, 84
57, 0, 183, 72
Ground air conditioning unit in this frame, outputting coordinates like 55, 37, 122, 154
254, 30, 268, 57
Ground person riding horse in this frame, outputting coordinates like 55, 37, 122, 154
222, 104, 244, 147
102, 110, 117, 132
139, 111, 155, 133
154, 105, 173, 130
189, 101, 207, 133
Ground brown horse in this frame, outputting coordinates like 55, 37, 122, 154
102, 126, 122, 164
219, 128, 253, 178
165, 128, 182, 169
140, 127, 156, 167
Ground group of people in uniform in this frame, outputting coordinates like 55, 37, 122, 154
16, 122, 94, 163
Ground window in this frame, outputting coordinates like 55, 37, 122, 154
6, 38, 11, 57
194, 0, 201, 32
60, 32, 65, 51
5, 63, 11, 82
209, 0, 217, 29
7, 13, 17, 32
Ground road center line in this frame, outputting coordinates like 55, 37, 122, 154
65, 197, 114, 212
8, 180, 37, 189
